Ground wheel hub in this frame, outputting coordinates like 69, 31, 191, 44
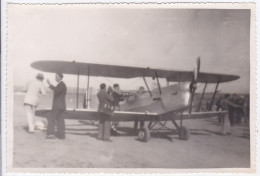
138, 131, 145, 140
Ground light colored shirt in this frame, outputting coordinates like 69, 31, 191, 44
24, 79, 46, 107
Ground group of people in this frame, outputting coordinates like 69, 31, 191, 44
24, 73, 67, 139
23, 73, 127, 141
215, 94, 249, 135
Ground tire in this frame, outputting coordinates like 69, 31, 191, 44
138, 127, 150, 142
179, 126, 190, 140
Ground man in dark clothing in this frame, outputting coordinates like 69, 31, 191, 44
229, 94, 243, 125
112, 84, 124, 109
46, 73, 67, 139
243, 95, 250, 124
110, 84, 125, 135
228, 94, 235, 126
235, 96, 244, 124
220, 94, 241, 135
97, 83, 114, 141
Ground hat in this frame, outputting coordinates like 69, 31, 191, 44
36, 73, 44, 80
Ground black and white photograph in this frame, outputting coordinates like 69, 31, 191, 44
3, 2, 257, 174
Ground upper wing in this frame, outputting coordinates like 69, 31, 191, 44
31, 60, 239, 83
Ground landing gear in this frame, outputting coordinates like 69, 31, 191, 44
138, 127, 150, 142
171, 113, 190, 141
178, 126, 190, 140
135, 113, 190, 142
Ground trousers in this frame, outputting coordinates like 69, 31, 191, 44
112, 106, 120, 127
98, 113, 111, 140
24, 104, 36, 132
47, 109, 65, 139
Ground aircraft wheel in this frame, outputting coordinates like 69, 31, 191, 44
179, 126, 190, 140
138, 127, 150, 142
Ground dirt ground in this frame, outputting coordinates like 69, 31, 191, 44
12, 94, 250, 168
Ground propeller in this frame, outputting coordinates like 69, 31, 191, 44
189, 57, 200, 115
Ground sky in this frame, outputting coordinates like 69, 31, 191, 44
8, 4, 251, 93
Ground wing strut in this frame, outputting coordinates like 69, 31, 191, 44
143, 76, 152, 97
76, 73, 80, 108
208, 81, 219, 111
196, 82, 208, 112
155, 71, 162, 94
86, 65, 90, 109
180, 112, 183, 128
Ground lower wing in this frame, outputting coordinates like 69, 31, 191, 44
35, 108, 227, 121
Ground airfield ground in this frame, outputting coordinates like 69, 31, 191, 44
12, 94, 250, 168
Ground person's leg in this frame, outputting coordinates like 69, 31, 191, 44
134, 120, 138, 130
32, 106, 36, 129
46, 110, 57, 137
104, 115, 111, 140
140, 121, 144, 128
56, 110, 65, 139
98, 114, 105, 139
221, 115, 226, 135
226, 113, 231, 134
111, 121, 119, 128
229, 110, 234, 126
111, 121, 120, 135
112, 106, 120, 128
25, 104, 34, 132
111, 106, 119, 135
222, 113, 231, 135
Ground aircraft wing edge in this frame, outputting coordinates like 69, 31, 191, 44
35, 108, 158, 121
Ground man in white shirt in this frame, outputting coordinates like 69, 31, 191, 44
24, 73, 46, 133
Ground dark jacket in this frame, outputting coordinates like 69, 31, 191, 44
97, 89, 114, 111
112, 91, 123, 107
50, 81, 67, 110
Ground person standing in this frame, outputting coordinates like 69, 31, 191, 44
46, 73, 67, 139
111, 84, 124, 135
228, 94, 236, 126
97, 83, 114, 141
24, 73, 46, 133
221, 94, 241, 135
215, 95, 223, 123
243, 95, 250, 124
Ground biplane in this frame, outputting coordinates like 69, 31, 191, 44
31, 58, 239, 142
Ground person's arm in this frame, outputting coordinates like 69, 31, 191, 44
47, 79, 64, 94
50, 83, 64, 94
113, 91, 124, 100
226, 99, 241, 108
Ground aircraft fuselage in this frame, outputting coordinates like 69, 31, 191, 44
120, 83, 191, 114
